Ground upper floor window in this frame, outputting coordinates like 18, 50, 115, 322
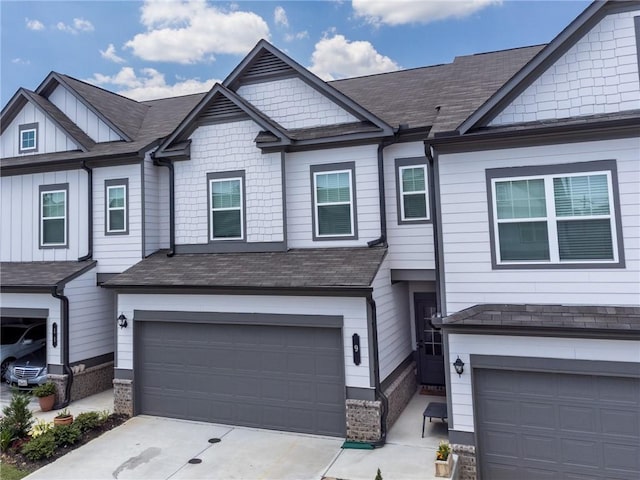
208, 171, 245, 241
311, 162, 357, 240
487, 160, 624, 268
19, 123, 38, 154
40, 184, 68, 248
105, 179, 128, 235
396, 158, 429, 224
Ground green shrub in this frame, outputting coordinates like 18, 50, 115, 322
2, 391, 34, 440
21, 432, 56, 461
51, 424, 80, 447
0, 418, 16, 452
31, 382, 56, 398
74, 411, 103, 432
375, 468, 383, 480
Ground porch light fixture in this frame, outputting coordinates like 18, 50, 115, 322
118, 313, 128, 329
453, 357, 465, 377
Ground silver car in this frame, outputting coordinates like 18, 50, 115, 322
5, 347, 48, 389
1, 323, 46, 380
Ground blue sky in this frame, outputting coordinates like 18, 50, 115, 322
1, 1, 591, 104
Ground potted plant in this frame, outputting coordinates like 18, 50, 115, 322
53, 408, 73, 426
435, 441, 453, 478
32, 382, 56, 412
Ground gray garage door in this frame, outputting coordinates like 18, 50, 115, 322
475, 369, 640, 479
135, 321, 346, 436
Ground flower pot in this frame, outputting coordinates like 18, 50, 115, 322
435, 454, 453, 478
53, 415, 73, 426
38, 394, 56, 412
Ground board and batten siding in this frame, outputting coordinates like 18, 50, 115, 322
0, 171, 88, 261
174, 120, 284, 246
116, 293, 372, 389
491, 9, 640, 125
93, 164, 142, 273
438, 137, 640, 315
372, 253, 412, 381
63, 267, 114, 363
0, 101, 79, 158
143, 152, 170, 256
237, 77, 357, 130
448, 333, 640, 432
384, 142, 435, 270
286, 145, 381, 248
0, 293, 61, 366
48, 85, 122, 143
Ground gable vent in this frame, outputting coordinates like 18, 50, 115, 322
243, 51, 295, 81
200, 95, 247, 122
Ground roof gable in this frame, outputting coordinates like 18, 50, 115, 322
458, 0, 636, 133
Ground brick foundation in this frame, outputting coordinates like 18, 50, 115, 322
452, 444, 477, 480
346, 399, 381, 442
70, 362, 114, 401
113, 378, 133, 417
384, 361, 417, 430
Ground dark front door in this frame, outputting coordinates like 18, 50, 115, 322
414, 293, 445, 386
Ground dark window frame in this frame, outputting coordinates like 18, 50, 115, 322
395, 157, 430, 225
105, 179, 129, 236
19, 123, 39, 154
39, 183, 69, 249
207, 170, 246, 243
486, 160, 625, 270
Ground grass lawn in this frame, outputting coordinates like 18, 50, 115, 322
0, 462, 31, 480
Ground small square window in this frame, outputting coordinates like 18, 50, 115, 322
19, 123, 38, 154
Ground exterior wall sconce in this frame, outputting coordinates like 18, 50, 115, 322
453, 357, 465, 377
118, 313, 128, 329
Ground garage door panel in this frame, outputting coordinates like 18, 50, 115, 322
478, 398, 518, 424
522, 434, 557, 462
561, 438, 600, 467
559, 405, 596, 432
557, 375, 596, 400
603, 443, 640, 471
520, 402, 556, 428
601, 408, 640, 437
136, 321, 346, 436
598, 376, 640, 404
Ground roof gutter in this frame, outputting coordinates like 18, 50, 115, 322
77, 161, 93, 261
152, 154, 175, 257
366, 294, 388, 447
50, 286, 73, 409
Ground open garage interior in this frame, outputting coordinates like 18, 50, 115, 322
1, 315, 48, 387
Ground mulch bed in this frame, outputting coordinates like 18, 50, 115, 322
0, 414, 128, 474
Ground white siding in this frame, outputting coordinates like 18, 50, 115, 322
0, 102, 78, 158
491, 9, 640, 125
64, 267, 114, 363
439, 137, 640, 314
143, 152, 169, 256
372, 254, 412, 381
174, 120, 284, 246
116, 293, 371, 388
286, 145, 381, 248
0, 170, 88, 261
448, 333, 640, 432
384, 142, 435, 270
48, 85, 122, 142
93, 164, 142, 273
237, 77, 357, 129
0, 293, 61, 366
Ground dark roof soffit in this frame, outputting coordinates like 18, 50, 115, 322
457, 0, 616, 134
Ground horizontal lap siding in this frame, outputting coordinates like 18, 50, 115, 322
117, 293, 371, 389
143, 153, 169, 256
438, 138, 640, 314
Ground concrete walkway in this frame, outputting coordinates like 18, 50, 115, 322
21, 390, 451, 480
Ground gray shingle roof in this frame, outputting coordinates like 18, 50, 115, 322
104, 247, 386, 290
0, 260, 96, 289
443, 303, 640, 332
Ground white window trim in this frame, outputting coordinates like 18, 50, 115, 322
491, 170, 619, 265
399, 164, 429, 221
40, 189, 67, 247
106, 184, 127, 233
209, 177, 244, 241
20, 128, 37, 152
313, 169, 355, 238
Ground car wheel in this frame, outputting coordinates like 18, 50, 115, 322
1, 358, 13, 381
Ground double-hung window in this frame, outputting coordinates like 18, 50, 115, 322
209, 172, 244, 241
396, 158, 429, 223
312, 162, 357, 239
19, 123, 38, 154
105, 179, 128, 235
40, 184, 67, 247
488, 161, 623, 267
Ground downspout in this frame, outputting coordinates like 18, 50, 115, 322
366, 294, 389, 447
51, 286, 73, 409
424, 142, 443, 318
152, 155, 175, 257
77, 161, 93, 261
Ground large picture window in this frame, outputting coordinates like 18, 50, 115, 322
487, 161, 623, 268
209, 172, 244, 241
105, 179, 128, 235
311, 162, 357, 240
40, 184, 68, 248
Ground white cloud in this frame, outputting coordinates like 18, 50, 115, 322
352, 0, 501, 26
274, 6, 289, 27
56, 17, 95, 34
85, 67, 218, 101
309, 33, 399, 81
284, 31, 308, 42
100, 44, 126, 64
25, 18, 44, 31
125, 0, 270, 64
11, 58, 31, 65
